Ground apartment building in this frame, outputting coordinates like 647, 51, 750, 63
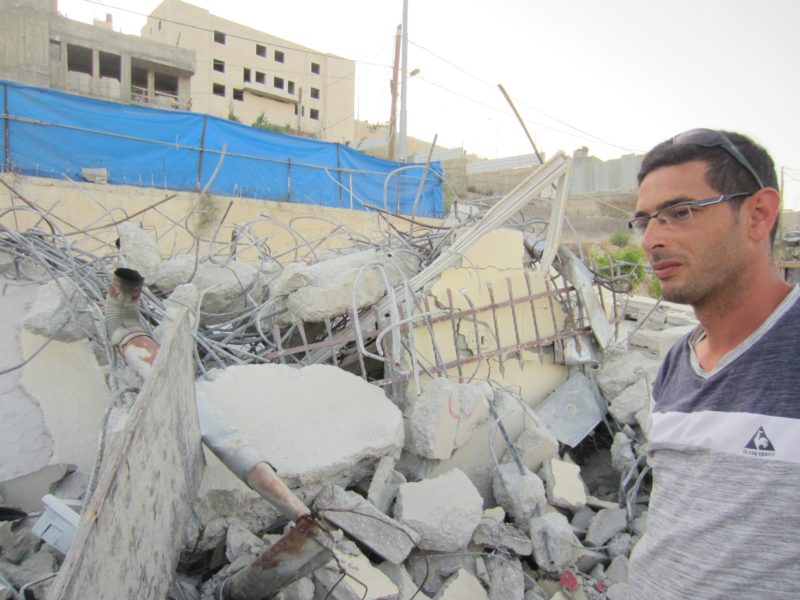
142, 0, 356, 143
0, 0, 194, 110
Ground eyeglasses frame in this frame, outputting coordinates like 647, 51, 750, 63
628, 192, 755, 234
672, 128, 765, 190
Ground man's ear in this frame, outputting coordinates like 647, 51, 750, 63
744, 188, 781, 243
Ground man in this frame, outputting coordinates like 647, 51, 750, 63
626, 129, 799, 599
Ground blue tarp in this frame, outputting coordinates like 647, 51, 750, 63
0, 79, 444, 218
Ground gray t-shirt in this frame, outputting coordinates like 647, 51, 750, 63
628, 286, 800, 600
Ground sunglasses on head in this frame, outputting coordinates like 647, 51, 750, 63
672, 128, 765, 190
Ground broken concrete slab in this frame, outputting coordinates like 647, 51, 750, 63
405, 551, 477, 598
584, 508, 627, 548
608, 378, 651, 426
196, 363, 404, 489
605, 554, 629, 586
185, 446, 280, 553
406, 378, 490, 460
313, 545, 400, 600
21, 277, 95, 342
630, 324, 695, 358
597, 348, 659, 401
534, 373, 605, 447
376, 561, 432, 600
472, 507, 532, 556
492, 462, 546, 529
225, 520, 266, 563
275, 576, 315, 600
605, 582, 630, 600
433, 568, 488, 600
0, 520, 37, 565
500, 423, 558, 473
542, 459, 587, 512
606, 533, 633, 559
486, 555, 524, 600
570, 505, 595, 537
270, 249, 419, 326
366, 455, 405, 515
314, 485, 420, 564
154, 254, 265, 318
0, 464, 72, 513
117, 222, 162, 283
0, 546, 58, 589
528, 512, 580, 572
609, 432, 637, 474
394, 469, 483, 553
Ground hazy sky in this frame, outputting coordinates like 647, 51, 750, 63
58, 0, 800, 209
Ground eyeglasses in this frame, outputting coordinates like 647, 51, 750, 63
628, 192, 753, 235
672, 128, 765, 190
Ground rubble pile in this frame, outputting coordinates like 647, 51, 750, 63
0, 186, 697, 599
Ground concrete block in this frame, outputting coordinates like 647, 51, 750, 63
225, 521, 265, 563
407, 379, 489, 460
185, 446, 280, 552
542, 459, 587, 512
607, 533, 633, 559
117, 222, 161, 282
486, 555, 524, 600
529, 513, 580, 572
21, 278, 94, 341
605, 582, 630, 600
314, 547, 399, 600
609, 378, 651, 426
367, 455, 406, 515
377, 562, 432, 600
405, 551, 477, 597
501, 424, 559, 473
570, 505, 595, 536
573, 547, 607, 574
433, 568, 488, 600
630, 324, 694, 357
605, 554, 629, 585
314, 485, 420, 564
597, 349, 659, 401
534, 373, 605, 447
395, 469, 483, 553
196, 364, 404, 489
271, 249, 419, 325
492, 463, 546, 529
277, 577, 315, 600
609, 432, 637, 474
0, 464, 71, 514
0, 547, 58, 588
585, 508, 627, 547
0, 520, 36, 565
155, 255, 265, 319
472, 516, 533, 557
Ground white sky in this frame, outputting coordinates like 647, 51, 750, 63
57, 0, 800, 209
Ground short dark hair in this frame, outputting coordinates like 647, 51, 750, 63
637, 130, 780, 243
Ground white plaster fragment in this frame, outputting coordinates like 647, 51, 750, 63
433, 568, 488, 600
21, 278, 94, 342
609, 379, 651, 426
542, 458, 587, 512
528, 512, 580, 572
492, 462, 546, 529
501, 425, 559, 473
394, 469, 483, 552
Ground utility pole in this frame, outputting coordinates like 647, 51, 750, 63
398, 0, 409, 162
388, 25, 401, 161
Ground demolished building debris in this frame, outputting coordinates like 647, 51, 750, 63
0, 159, 696, 599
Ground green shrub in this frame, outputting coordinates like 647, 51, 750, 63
609, 230, 632, 248
591, 246, 646, 284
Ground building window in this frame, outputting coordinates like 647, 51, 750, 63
233, 89, 244, 101
294, 104, 298, 115
310, 62, 320, 74
158, 20, 162, 31
274, 50, 285, 63
99, 51, 121, 80
131, 66, 147, 89
310, 87, 320, 99
67, 44, 93, 76
243, 68, 251, 83
155, 72, 178, 96
214, 30, 226, 44
256, 44, 266, 57
213, 83, 225, 97
213, 59, 225, 73
255, 71, 265, 84
273, 77, 284, 90
310, 108, 319, 120
287, 81, 295, 95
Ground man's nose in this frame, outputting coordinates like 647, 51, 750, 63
640, 217, 666, 252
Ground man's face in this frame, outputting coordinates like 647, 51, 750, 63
636, 160, 747, 307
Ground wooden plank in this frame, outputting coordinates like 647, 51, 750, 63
48, 312, 203, 600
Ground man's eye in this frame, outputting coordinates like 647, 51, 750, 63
667, 206, 692, 221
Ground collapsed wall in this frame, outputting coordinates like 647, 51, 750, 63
0, 167, 693, 600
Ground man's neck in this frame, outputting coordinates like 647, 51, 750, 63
692, 272, 792, 371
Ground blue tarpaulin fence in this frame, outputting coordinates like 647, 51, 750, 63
0, 79, 444, 218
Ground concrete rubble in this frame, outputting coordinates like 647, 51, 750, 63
0, 171, 700, 599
